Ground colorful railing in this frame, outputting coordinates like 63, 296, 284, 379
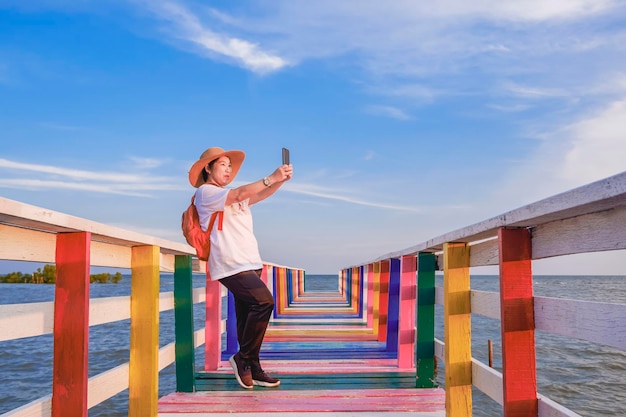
2, 170, 626, 416
0, 196, 302, 416
342, 171, 626, 416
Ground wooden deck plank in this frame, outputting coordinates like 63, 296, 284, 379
159, 355, 446, 415
159, 388, 445, 415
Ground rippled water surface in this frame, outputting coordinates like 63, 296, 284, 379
1, 274, 624, 416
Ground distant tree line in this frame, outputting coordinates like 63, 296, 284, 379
0, 264, 123, 284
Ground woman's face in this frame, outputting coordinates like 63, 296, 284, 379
207, 156, 233, 186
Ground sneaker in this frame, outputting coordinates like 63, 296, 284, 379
229, 353, 253, 389
251, 359, 281, 387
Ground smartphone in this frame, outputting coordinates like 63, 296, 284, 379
282, 147, 290, 165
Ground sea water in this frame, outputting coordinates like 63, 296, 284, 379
0, 274, 624, 416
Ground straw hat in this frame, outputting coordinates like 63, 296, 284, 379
188, 147, 246, 187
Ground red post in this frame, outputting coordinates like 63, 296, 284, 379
52, 232, 91, 417
499, 227, 538, 416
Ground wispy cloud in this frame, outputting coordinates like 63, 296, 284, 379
426, 0, 616, 21
0, 157, 429, 211
501, 82, 571, 100
138, 0, 289, 74
0, 157, 181, 196
487, 103, 531, 113
383, 84, 442, 102
0, 178, 157, 197
489, 96, 626, 204
364, 105, 413, 120
363, 150, 376, 161
179, 0, 625, 115
0, 158, 162, 182
285, 182, 423, 212
127, 156, 165, 170
559, 99, 626, 184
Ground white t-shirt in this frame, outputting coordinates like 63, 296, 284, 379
194, 184, 263, 280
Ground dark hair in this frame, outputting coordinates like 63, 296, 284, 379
201, 160, 217, 182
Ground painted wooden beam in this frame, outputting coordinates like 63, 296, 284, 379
274, 267, 287, 315
261, 263, 269, 285
286, 268, 294, 306
359, 265, 366, 319
367, 264, 374, 330
52, 232, 91, 417
443, 242, 472, 417
353, 266, 361, 315
372, 262, 381, 338
226, 291, 237, 355
174, 255, 195, 393
386, 258, 401, 353
346, 268, 354, 309
204, 274, 222, 370
398, 255, 417, 368
129, 245, 160, 417
416, 252, 436, 387
377, 260, 390, 343
499, 227, 538, 416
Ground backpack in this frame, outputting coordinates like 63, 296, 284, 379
181, 195, 223, 261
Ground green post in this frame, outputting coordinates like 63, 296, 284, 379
174, 255, 195, 392
416, 252, 437, 388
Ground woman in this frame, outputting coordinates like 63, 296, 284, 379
188, 147, 292, 389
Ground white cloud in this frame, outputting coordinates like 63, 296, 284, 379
119, 0, 626, 120
488, 98, 626, 205
0, 178, 155, 197
127, 156, 165, 169
0, 158, 168, 183
370, 83, 443, 103
139, 0, 289, 74
487, 103, 531, 113
364, 105, 413, 120
424, 0, 616, 21
501, 82, 571, 100
559, 100, 626, 184
284, 182, 422, 212
363, 150, 376, 161
0, 158, 182, 196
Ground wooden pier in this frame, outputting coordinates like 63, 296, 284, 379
1, 171, 626, 416
158, 255, 445, 415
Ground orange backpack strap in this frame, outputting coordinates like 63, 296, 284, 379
193, 195, 224, 232
216, 211, 224, 230
208, 210, 221, 232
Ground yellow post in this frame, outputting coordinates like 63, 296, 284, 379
129, 245, 160, 417
443, 242, 472, 417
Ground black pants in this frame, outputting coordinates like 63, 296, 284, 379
219, 269, 275, 360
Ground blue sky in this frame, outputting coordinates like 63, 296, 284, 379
1, 0, 626, 275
